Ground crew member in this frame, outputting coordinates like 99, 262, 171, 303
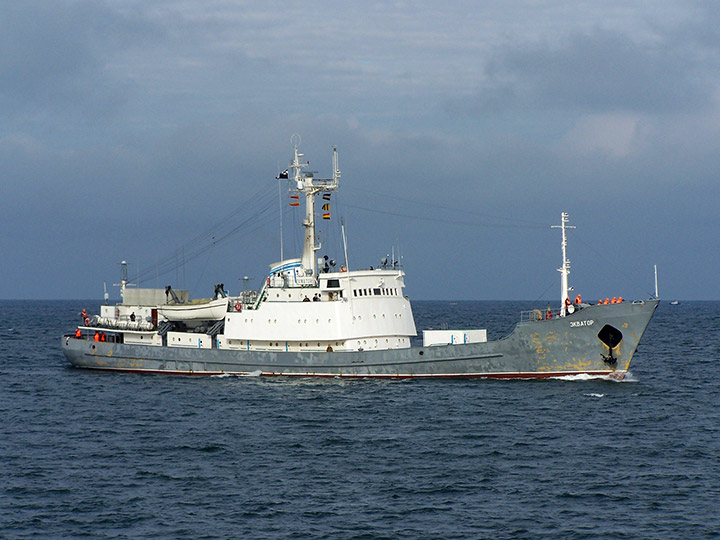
574, 294, 582, 304
75, 328, 82, 338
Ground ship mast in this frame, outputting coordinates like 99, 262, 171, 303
113, 260, 132, 303
287, 140, 340, 276
654, 264, 659, 298
552, 212, 575, 317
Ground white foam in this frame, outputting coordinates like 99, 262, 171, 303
622, 371, 638, 382
551, 373, 613, 382
550, 371, 638, 383
212, 370, 263, 378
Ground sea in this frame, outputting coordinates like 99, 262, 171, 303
1, 300, 719, 539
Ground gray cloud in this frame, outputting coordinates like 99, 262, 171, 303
0, 1, 158, 121
1, 1, 719, 300
466, 29, 713, 115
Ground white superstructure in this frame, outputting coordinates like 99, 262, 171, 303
222, 142, 416, 352
93, 141, 418, 353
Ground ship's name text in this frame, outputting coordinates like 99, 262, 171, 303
569, 320, 594, 328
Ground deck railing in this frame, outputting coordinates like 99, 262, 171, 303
520, 309, 545, 323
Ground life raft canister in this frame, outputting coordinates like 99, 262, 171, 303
234, 302, 242, 312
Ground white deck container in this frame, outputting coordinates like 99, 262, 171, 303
423, 329, 487, 347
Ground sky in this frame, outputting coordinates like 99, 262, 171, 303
2, 0, 719, 302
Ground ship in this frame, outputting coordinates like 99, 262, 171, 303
62, 141, 658, 379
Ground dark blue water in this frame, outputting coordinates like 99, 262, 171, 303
2, 300, 719, 539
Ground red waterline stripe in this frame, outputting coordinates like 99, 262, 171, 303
71, 366, 622, 379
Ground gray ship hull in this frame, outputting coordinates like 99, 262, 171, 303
61, 300, 658, 379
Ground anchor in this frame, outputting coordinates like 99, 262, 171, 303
601, 347, 617, 367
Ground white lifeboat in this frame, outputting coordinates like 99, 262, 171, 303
157, 297, 229, 322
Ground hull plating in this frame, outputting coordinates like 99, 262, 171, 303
62, 300, 658, 379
